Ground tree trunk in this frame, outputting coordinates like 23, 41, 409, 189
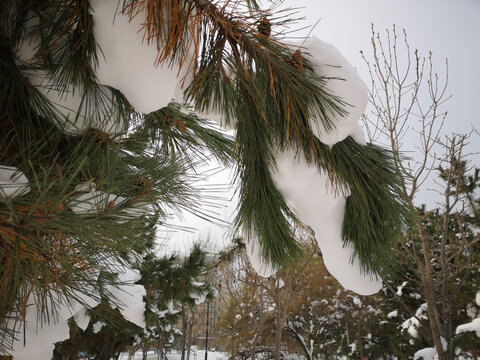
440, 174, 453, 360
180, 310, 189, 360
356, 320, 364, 360
345, 320, 351, 360
419, 226, 446, 360
186, 311, 194, 360
142, 346, 148, 360
274, 288, 284, 360
250, 334, 258, 360
274, 309, 282, 360
251, 297, 265, 360
157, 339, 166, 360
128, 348, 135, 360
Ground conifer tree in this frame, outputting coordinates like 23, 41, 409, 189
51, 244, 215, 359
1, 0, 410, 353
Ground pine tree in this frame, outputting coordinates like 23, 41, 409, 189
1, 0, 410, 353
51, 244, 216, 359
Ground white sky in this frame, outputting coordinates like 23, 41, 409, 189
281, 0, 480, 136
163, 0, 480, 253
282, 0, 480, 205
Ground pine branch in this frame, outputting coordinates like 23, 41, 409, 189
133, 102, 235, 167
314, 137, 411, 275
121, 0, 411, 272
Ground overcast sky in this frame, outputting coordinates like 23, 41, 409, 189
282, 0, 480, 204
163, 0, 480, 253
281, 0, 479, 137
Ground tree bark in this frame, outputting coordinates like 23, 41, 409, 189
180, 307, 189, 360
251, 296, 265, 360
345, 320, 351, 360
274, 308, 282, 360
419, 225, 446, 360
186, 311, 194, 360
274, 287, 285, 360
356, 320, 364, 360
127, 348, 135, 360
440, 168, 453, 360
157, 339, 166, 360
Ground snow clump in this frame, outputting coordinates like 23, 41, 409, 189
90, 0, 191, 113
413, 347, 438, 360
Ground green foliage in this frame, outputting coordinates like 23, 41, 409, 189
314, 138, 411, 275
136, 103, 235, 167
52, 244, 218, 359
54, 302, 143, 360
137, 243, 217, 354
1, 0, 413, 354
0, 0, 234, 351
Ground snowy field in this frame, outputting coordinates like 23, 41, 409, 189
118, 350, 227, 360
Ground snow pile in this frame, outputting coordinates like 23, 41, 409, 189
69, 182, 150, 221
164, 300, 180, 315
73, 307, 91, 331
245, 235, 278, 278
12, 284, 102, 359
16, 24, 125, 136
92, 321, 105, 334
401, 303, 428, 338
69, 190, 122, 215
273, 148, 381, 295
13, 263, 147, 358
0, 166, 30, 200
413, 347, 438, 360
387, 310, 398, 319
300, 36, 367, 147
348, 295, 362, 306
107, 266, 147, 328
194, 37, 377, 295
191, 291, 208, 305
151, 300, 180, 318
455, 317, 480, 337
268, 37, 381, 296
396, 281, 408, 296
90, 0, 190, 113
276, 278, 285, 289
10, 302, 71, 360
410, 292, 422, 300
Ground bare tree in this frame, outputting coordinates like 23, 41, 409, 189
362, 25, 479, 360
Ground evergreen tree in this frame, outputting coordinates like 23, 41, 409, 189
1, 0, 410, 353
138, 244, 216, 359
52, 244, 216, 359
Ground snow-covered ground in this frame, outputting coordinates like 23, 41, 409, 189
119, 350, 227, 360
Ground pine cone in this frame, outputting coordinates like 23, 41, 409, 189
289, 49, 304, 72
257, 17, 271, 38
165, 116, 174, 126
87, 128, 115, 145
175, 120, 187, 132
